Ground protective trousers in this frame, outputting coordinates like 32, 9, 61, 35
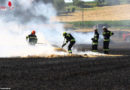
68, 41, 75, 53
92, 43, 98, 52
103, 41, 109, 54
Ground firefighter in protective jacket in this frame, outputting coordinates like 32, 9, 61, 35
26, 30, 37, 45
91, 29, 99, 52
62, 32, 76, 54
103, 26, 114, 54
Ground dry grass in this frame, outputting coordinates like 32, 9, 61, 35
23, 46, 123, 58
55, 4, 130, 22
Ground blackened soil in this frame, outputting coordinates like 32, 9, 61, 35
0, 48, 130, 90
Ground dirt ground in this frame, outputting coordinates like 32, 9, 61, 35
0, 44, 130, 90
55, 4, 130, 22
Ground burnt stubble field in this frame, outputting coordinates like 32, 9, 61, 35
0, 44, 130, 90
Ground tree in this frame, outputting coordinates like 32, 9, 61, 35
96, 0, 105, 6
104, 0, 120, 5
53, 0, 65, 10
73, 0, 85, 7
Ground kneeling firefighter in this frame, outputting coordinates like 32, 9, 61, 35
26, 30, 38, 45
62, 32, 76, 54
91, 29, 99, 52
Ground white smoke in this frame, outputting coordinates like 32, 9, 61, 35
0, 0, 66, 57
73, 32, 94, 44
0, 0, 99, 57
18, 0, 33, 10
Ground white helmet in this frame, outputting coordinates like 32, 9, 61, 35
103, 26, 107, 29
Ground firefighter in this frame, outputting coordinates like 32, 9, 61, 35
91, 29, 99, 52
62, 32, 76, 54
102, 26, 114, 54
26, 30, 37, 45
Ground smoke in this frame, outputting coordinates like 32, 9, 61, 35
0, 0, 6, 5
73, 32, 93, 44
0, 0, 98, 57
0, 0, 66, 57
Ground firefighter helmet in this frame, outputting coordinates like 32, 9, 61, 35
63, 32, 67, 36
31, 30, 36, 35
103, 26, 107, 29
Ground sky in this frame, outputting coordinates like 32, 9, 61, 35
64, 0, 95, 3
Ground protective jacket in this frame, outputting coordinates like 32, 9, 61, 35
103, 30, 114, 41
64, 33, 75, 43
92, 32, 99, 45
26, 34, 37, 45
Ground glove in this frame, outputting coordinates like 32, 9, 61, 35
26, 36, 29, 40
112, 32, 114, 35
62, 43, 66, 48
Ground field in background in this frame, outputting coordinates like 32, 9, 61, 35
54, 4, 130, 33
55, 4, 130, 44
56, 4, 130, 22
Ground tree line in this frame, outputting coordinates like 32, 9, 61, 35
96, 0, 130, 6
52, 0, 130, 11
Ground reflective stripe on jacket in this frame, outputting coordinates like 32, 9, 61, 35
64, 33, 75, 43
103, 30, 113, 41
